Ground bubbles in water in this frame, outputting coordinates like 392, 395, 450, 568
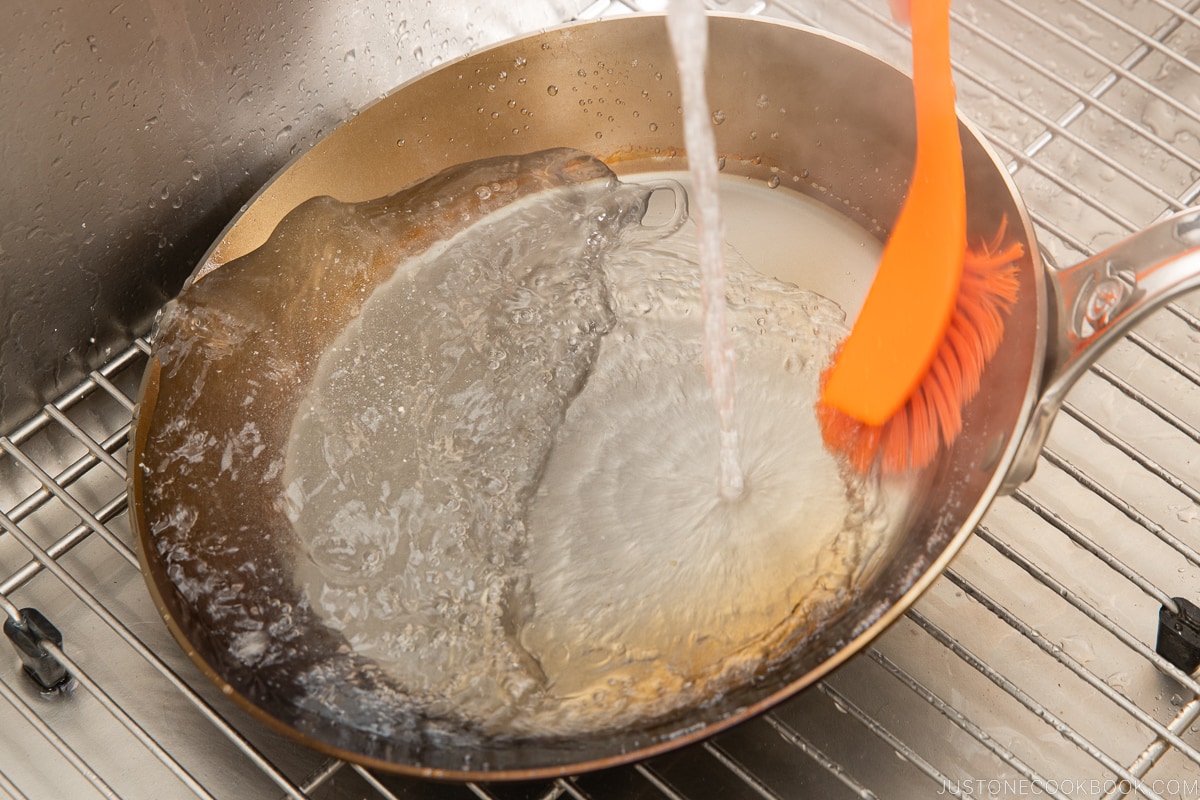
282, 172, 895, 736
519, 223, 887, 730
285, 177, 663, 733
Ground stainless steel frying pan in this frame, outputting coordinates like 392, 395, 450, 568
128, 13, 1200, 780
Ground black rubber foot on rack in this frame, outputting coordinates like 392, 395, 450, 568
1157, 597, 1200, 674
3, 607, 70, 693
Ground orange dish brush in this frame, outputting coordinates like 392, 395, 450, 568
818, 0, 1022, 473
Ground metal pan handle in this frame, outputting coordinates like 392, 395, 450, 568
1001, 209, 1200, 493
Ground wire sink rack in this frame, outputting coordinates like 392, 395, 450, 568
2, 0, 1200, 797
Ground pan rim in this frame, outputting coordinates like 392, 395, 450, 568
128, 11, 1048, 781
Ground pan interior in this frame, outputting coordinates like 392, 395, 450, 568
130, 15, 1041, 779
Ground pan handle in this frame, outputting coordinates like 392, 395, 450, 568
1001, 209, 1200, 494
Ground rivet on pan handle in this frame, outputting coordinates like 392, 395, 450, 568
628, 178, 689, 243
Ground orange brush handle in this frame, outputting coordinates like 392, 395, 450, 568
821, 0, 966, 427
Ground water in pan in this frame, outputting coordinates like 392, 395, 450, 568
282, 170, 908, 735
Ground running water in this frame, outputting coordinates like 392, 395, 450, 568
667, 0, 744, 500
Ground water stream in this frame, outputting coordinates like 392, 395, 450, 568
667, 0, 745, 500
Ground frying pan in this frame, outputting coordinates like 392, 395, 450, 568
128, 13, 1200, 780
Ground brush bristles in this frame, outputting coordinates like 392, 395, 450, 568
818, 222, 1024, 474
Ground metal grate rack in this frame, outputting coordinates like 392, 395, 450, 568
2, 0, 1200, 797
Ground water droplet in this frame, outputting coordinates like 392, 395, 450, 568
490, 111, 500, 119
767, 175, 780, 189
654, 71, 663, 80
497, 70, 508, 82
717, 156, 726, 171
190, 169, 202, 182
541, 42, 551, 50
514, 56, 527, 68
594, 131, 604, 139
507, 99, 516, 108
749, 130, 759, 140
413, 46, 424, 61
475, 186, 492, 200
711, 109, 726, 125
577, 68, 588, 78
344, 49, 356, 63
396, 138, 406, 147
546, 84, 559, 96
649, 122, 659, 132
